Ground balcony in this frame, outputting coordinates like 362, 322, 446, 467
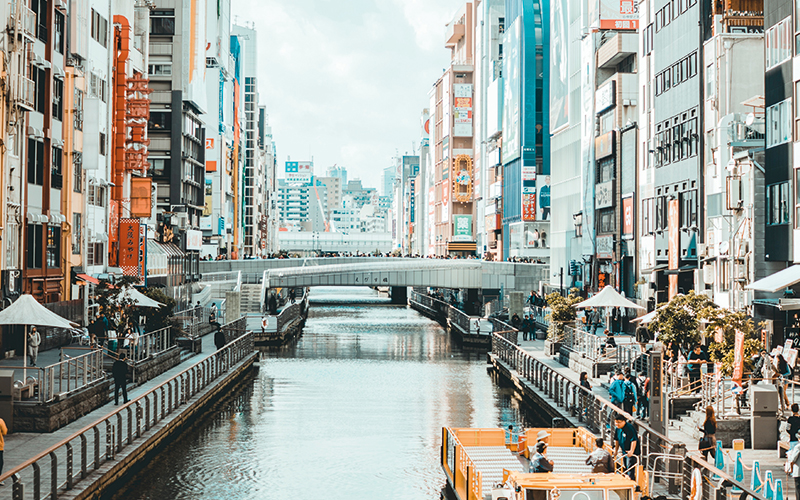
445, 22, 465, 48
727, 113, 765, 147
12, 74, 35, 111
597, 32, 637, 70
9, 1, 36, 40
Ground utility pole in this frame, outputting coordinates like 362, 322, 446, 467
560, 268, 564, 296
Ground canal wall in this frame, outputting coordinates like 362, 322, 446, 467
60, 351, 256, 500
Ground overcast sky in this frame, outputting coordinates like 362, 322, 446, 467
231, 0, 464, 191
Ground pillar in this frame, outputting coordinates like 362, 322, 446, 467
390, 286, 408, 305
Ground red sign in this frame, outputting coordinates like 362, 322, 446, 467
522, 193, 536, 221
668, 199, 680, 300
119, 219, 141, 276
732, 329, 745, 386
622, 196, 634, 239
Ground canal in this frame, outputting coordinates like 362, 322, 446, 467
115, 287, 549, 499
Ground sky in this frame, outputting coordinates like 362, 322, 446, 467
231, 0, 464, 191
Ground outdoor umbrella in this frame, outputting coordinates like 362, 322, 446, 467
112, 286, 164, 309
0, 294, 78, 378
573, 286, 646, 310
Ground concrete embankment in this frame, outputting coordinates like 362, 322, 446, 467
57, 352, 257, 500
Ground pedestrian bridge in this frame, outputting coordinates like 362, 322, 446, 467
199, 257, 548, 291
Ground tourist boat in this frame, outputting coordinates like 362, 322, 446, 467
441, 427, 645, 500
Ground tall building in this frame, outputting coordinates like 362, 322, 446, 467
315, 176, 342, 220
326, 165, 347, 186
430, 2, 476, 257
147, 0, 207, 291
382, 165, 395, 199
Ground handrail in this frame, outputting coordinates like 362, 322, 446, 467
0, 328, 255, 496
8, 349, 106, 403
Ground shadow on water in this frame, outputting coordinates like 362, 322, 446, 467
114, 287, 548, 500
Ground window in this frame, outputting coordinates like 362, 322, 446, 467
767, 98, 792, 147
767, 181, 790, 225
88, 185, 106, 207
52, 147, 62, 189
26, 225, 43, 269
27, 138, 44, 185
54, 11, 65, 54
599, 209, 615, 233
642, 198, 652, 235
72, 213, 81, 255
150, 158, 168, 176
32, 66, 46, 113
150, 9, 175, 35
706, 64, 715, 96
73, 152, 82, 193
5, 223, 19, 269
46, 226, 60, 268
89, 73, 107, 102
680, 190, 698, 227
99, 133, 106, 156
52, 78, 64, 121
600, 110, 615, 134
74, 90, 84, 131
148, 63, 172, 76
597, 157, 615, 182
87, 242, 104, 267
795, 169, 800, 226
31, 0, 47, 42
766, 16, 792, 68
91, 9, 108, 47
655, 196, 667, 231
148, 111, 171, 130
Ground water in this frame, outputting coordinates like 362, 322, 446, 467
117, 287, 547, 500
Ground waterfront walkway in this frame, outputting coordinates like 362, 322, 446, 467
0, 332, 221, 475
516, 337, 789, 499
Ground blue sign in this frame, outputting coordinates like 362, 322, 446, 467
409, 179, 415, 223
218, 71, 224, 134
285, 161, 299, 173
218, 216, 225, 235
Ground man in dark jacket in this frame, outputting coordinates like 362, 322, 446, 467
112, 353, 129, 405
214, 327, 226, 351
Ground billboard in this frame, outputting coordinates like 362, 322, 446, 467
502, 18, 521, 164
285, 161, 312, 184
538, 175, 551, 221
522, 168, 536, 221
550, 0, 569, 131
453, 84, 473, 137
600, 0, 639, 30
453, 215, 472, 241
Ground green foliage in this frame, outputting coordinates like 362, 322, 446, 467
546, 290, 583, 340
649, 291, 762, 375
94, 277, 176, 333
648, 291, 715, 351
140, 288, 176, 331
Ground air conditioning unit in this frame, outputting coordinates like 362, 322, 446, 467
2, 269, 21, 299
173, 212, 188, 230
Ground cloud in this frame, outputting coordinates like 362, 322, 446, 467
230, 0, 461, 189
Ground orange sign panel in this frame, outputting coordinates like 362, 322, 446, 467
119, 219, 141, 276
130, 177, 152, 218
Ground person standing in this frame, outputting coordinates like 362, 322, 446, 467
27, 326, 41, 367
112, 353, 129, 405
788, 404, 800, 449
787, 440, 800, 500
609, 372, 626, 409
638, 373, 650, 419
686, 344, 708, 391
214, 326, 226, 351
622, 373, 638, 416
580, 372, 592, 421
613, 414, 640, 481
209, 303, 218, 324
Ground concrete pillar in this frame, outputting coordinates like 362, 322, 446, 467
225, 291, 241, 322
465, 289, 480, 315
509, 291, 524, 320
390, 286, 408, 304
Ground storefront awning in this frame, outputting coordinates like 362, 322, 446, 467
745, 265, 800, 293
76, 273, 99, 285
641, 264, 668, 273
447, 241, 477, 252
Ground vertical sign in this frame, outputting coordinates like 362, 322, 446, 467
409, 179, 415, 223
119, 218, 141, 277
622, 195, 634, 239
668, 198, 680, 300
522, 167, 536, 221
732, 329, 745, 387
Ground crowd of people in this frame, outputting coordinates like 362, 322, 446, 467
201, 251, 550, 262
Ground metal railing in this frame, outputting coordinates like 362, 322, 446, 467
124, 326, 173, 364
11, 74, 34, 110
409, 290, 450, 317
9, 1, 36, 38
615, 343, 650, 374
8, 349, 105, 404
529, 306, 550, 328
560, 324, 606, 361
448, 305, 471, 333
1, 330, 255, 498
276, 291, 306, 333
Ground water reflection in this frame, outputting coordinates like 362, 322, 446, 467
116, 287, 546, 500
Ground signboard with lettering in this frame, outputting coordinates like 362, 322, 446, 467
599, 0, 639, 29
119, 219, 141, 277
596, 80, 616, 114
595, 131, 615, 159
453, 215, 473, 241
596, 234, 614, 259
622, 194, 634, 239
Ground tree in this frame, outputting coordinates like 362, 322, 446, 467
140, 288, 176, 332
546, 288, 583, 340
648, 291, 716, 352
700, 308, 762, 376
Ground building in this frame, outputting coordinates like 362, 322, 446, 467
326, 165, 347, 186
315, 176, 342, 221
429, 2, 477, 257
382, 165, 395, 199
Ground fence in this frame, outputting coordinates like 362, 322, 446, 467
1, 330, 255, 499
409, 290, 450, 318
125, 326, 173, 364
276, 292, 305, 333
7, 349, 106, 404
560, 324, 607, 361
448, 305, 471, 333
490, 332, 766, 499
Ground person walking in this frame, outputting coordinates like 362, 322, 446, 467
622, 373, 638, 416
511, 313, 522, 331
214, 326, 226, 351
585, 438, 614, 473
789, 404, 800, 449
529, 442, 554, 473
638, 373, 650, 419
698, 406, 717, 461
27, 326, 41, 366
613, 414, 640, 481
112, 353, 129, 405
778, 353, 792, 412
609, 372, 626, 409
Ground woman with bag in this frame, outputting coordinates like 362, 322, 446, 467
698, 406, 717, 461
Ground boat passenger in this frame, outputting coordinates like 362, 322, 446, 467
585, 438, 614, 473
529, 442, 554, 473
535, 430, 550, 445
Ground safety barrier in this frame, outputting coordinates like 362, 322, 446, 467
0, 330, 255, 498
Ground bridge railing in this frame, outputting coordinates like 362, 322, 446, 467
276, 291, 307, 333
1, 331, 255, 498
448, 305, 471, 333
409, 290, 450, 317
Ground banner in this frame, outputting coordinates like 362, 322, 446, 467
119, 218, 141, 277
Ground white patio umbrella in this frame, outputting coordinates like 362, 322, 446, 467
112, 286, 164, 308
573, 286, 646, 310
0, 294, 78, 378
